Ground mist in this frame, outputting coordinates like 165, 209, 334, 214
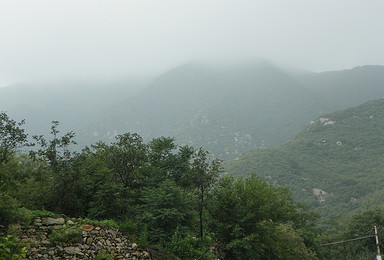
0, 0, 383, 86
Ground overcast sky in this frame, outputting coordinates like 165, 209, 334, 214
0, 0, 383, 85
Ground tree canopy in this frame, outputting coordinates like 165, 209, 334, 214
0, 112, 350, 259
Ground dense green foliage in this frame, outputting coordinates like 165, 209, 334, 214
0, 113, 323, 259
49, 225, 82, 245
207, 175, 319, 259
320, 208, 384, 260
95, 252, 114, 260
226, 99, 384, 220
0, 112, 29, 164
0, 235, 26, 260
0, 118, 33, 226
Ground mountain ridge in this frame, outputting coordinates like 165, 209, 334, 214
1, 63, 383, 160
79, 63, 383, 159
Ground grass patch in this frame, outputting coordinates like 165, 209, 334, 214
49, 225, 82, 245
95, 252, 114, 260
77, 218, 119, 229
31, 209, 58, 219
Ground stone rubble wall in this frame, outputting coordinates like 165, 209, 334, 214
15, 217, 150, 259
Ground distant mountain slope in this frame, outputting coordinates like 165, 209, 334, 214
225, 99, 384, 219
80, 63, 383, 159
80, 62, 329, 159
1, 63, 383, 159
294, 65, 384, 109
0, 79, 145, 138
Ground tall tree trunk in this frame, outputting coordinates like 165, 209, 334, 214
199, 186, 204, 238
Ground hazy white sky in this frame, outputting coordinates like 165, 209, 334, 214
0, 0, 383, 84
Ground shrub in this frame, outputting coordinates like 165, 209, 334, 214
118, 218, 137, 234
165, 230, 214, 260
78, 218, 119, 229
49, 225, 82, 245
0, 235, 26, 260
0, 195, 31, 226
95, 252, 114, 260
31, 209, 57, 219
137, 226, 149, 247
98, 219, 119, 229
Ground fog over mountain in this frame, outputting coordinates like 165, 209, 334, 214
2, 2, 384, 259
1, 62, 383, 160
0, 0, 383, 157
0, 0, 383, 86
0, 0, 384, 172
77, 63, 383, 159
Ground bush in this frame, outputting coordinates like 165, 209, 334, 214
140, 180, 195, 243
0, 235, 26, 260
78, 218, 119, 229
31, 209, 57, 219
207, 175, 318, 259
98, 219, 119, 229
165, 230, 214, 259
137, 226, 149, 247
95, 252, 114, 260
118, 218, 137, 235
49, 225, 82, 245
0, 195, 31, 226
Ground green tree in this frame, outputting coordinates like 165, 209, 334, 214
0, 155, 32, 225
190, 148, 221, 238
173, 145, 195, 188
30, 121, 79, 215
73, 149, 122, 219
4, 154, 53, 212
0, 112, 29, 164
90, 133, 147, 219
30, 121, 76, 172
146, 137, 178, 187
99, 133, 147, 190
140, 179, 195, 244
207, 174, 318, 259
320, 209, 384, 260
341, 208, 384, 259
268, 223, 318, 260
0, 113, 32, 225
146, 137, 195, 188
345, 208, 384, 251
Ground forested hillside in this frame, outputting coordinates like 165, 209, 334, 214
225, 99, 384, 220
1, 0, 383, 258
1, 102, 384, 258
1, 63, 383, 160
80, 62, 328, 159
0, 112, 321, 259
294, 65, 384, 110
79, 63, 384, 159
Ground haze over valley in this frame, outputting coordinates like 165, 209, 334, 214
2, 62, 383, 160
1, 1, 384, 259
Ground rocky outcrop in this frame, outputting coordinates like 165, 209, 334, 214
13, 217, 150, 259
312, 188, 332, 203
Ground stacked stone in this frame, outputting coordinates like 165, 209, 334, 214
80, 224, 149, 259
14, 217, 150, 259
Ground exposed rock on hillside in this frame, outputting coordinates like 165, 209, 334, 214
8, 217, 150, 259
